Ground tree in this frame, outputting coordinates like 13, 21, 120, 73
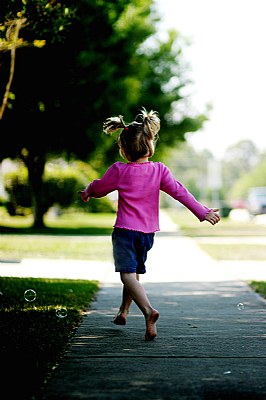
231, 153, 266, 201
0, 0, 78, 227
222, 139, 259, 202
0, 17, 26, 120
0, 0, 207, 228
163, 142, 212, 203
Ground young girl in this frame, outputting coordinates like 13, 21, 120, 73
80, 108, 220, 341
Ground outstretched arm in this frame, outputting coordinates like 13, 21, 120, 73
78, 189, 90, 202
204, 209, 220, 225
78, 163, 120, 202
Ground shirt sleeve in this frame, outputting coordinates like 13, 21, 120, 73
160, 163, 211, 221
83, 163, 120, 199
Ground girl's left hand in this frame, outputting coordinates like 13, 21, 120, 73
78, 189, 90, 202
204, 209, 220, 225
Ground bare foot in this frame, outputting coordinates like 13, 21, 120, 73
113, 312, 127, 325
145, 309, 159, 341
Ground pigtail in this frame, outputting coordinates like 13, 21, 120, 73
103, 107, 160, 161
137, 107, 160, 140
103, 115, 126, 135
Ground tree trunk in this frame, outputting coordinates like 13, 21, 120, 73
21, 150, 46, 228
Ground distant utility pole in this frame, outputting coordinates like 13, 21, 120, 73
207, 159, 222, 208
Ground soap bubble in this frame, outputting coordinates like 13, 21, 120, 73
24, 289, 37, 302
237, 302, 244, 311
55, 307, 68, 318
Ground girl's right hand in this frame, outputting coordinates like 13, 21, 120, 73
204, 209, 220, 225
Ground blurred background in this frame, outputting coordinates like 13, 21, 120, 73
1, 0, 266, 228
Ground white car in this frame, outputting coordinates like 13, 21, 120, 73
247, 187, 266, 216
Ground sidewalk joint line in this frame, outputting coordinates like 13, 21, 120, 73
70, 355, 266, 359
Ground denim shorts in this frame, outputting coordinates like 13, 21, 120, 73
112, 228, 154, 274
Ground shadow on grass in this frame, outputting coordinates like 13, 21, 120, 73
0, 225, 113, 236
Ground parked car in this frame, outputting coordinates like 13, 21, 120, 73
246, 186, 266, 216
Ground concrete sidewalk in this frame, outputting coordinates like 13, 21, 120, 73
42, 280, 266, 400
41, 221, 266, 399
1, 211, 266, 399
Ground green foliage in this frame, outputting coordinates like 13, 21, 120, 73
4, 166, 31, 215
231, 155, 266, 200
3, 161, 115, 215
222, 140, 260, 202
0, 0, 206, 227
0, 0, 206, 163
162, 142, 212, 203
250, 281, 266, 300
0, 0, 77, 44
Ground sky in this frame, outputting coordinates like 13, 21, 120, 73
154, 0, 266, 159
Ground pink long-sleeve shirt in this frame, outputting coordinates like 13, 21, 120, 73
83, 161, 211, 233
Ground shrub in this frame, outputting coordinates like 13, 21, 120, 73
4, 160, 115, 215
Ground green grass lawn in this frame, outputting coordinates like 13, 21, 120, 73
196, 243, 266, 261
0, 210, 114, 261
0, 209, 115, 234
0, 276, 99, 400
249, 281, 266, 299
1, 207, 266, 261
0, 235, 112, 260
168, 208, 266, 261
168, 207, 266, 237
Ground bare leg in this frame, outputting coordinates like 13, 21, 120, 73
120, 272, 159, 340
114, 274, 140, 325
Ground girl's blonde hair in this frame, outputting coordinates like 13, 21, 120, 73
103, 107, 160, 161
